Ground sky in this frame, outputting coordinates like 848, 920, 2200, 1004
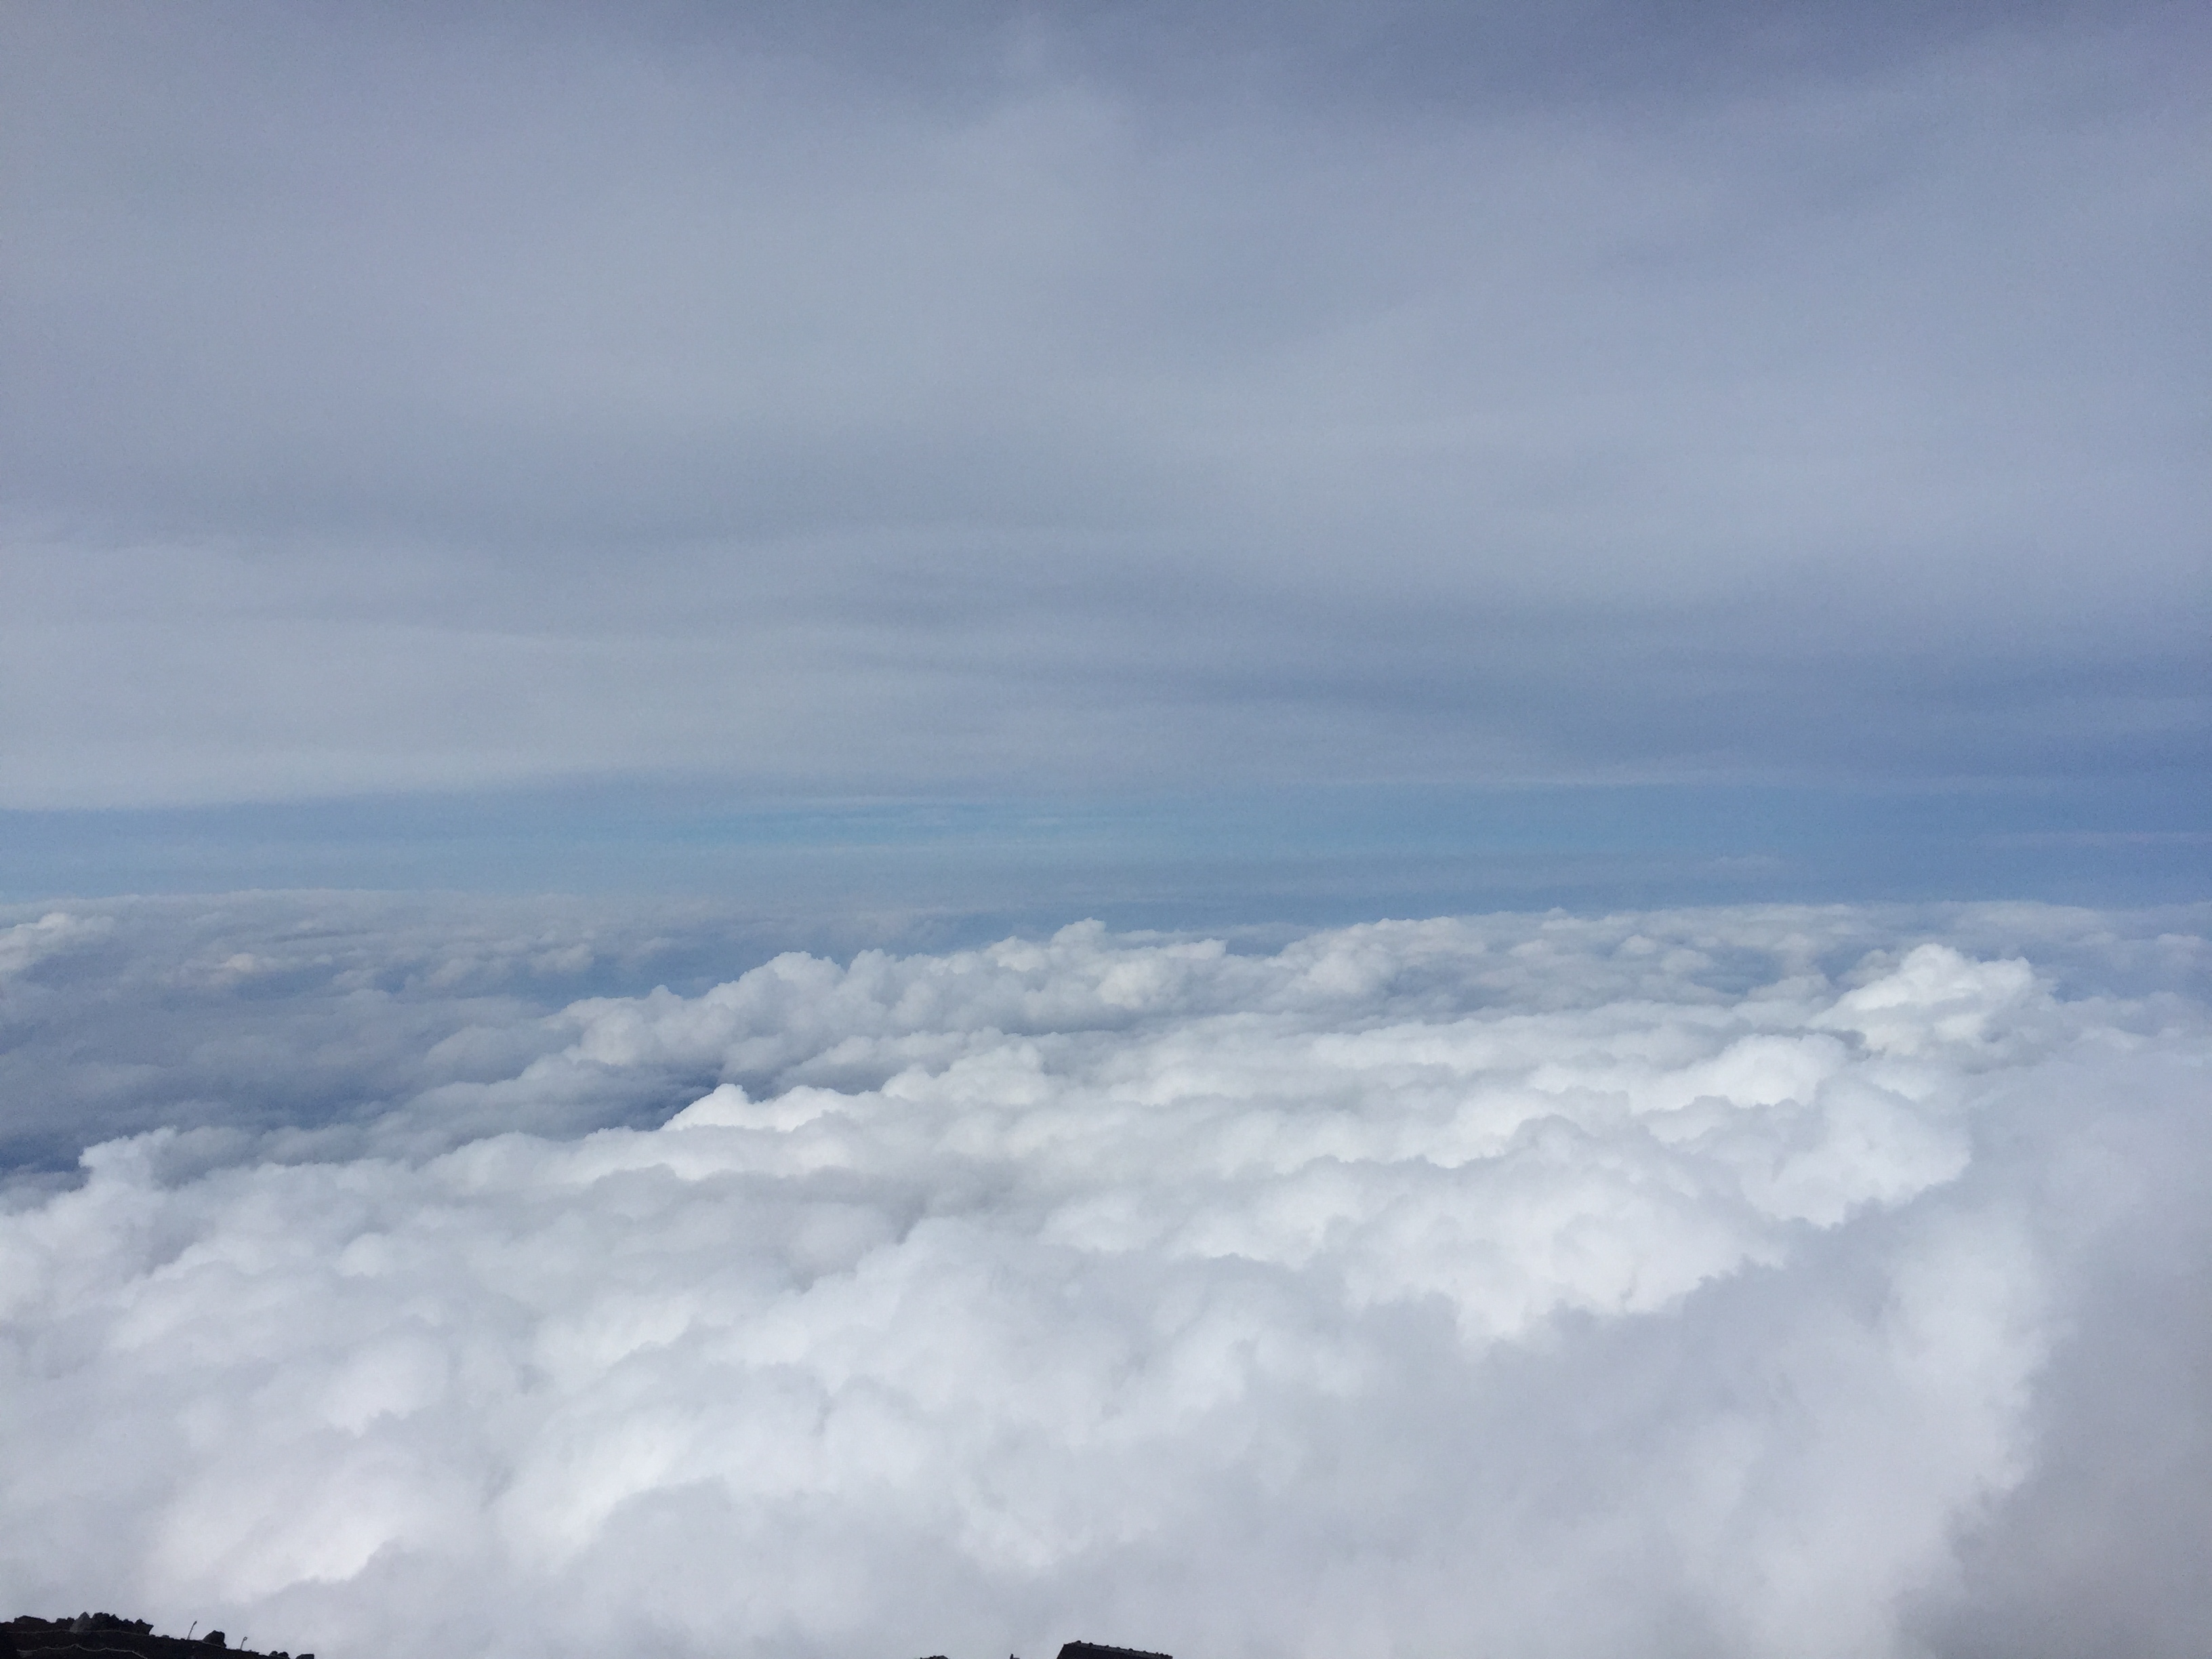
3, 9, 2211, 1658
2, 0, 2206, 905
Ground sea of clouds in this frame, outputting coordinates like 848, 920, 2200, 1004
3, 897, 2209, 1659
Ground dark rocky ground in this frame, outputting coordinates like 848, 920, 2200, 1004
3, 1616, 306, 1659
7, 1617, 1163, 1659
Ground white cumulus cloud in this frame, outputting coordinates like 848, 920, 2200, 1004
1, 903, 2209, 1658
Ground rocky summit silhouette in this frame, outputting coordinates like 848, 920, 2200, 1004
5, 1616, 308, 1659
10, 1616, 1161, 1659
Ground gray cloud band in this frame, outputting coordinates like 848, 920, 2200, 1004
3, 3, 2205, 806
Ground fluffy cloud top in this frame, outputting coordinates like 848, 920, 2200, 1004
3, 901, 2209, 1657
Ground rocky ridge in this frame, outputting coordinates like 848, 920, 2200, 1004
4, 1616, 306, 1659
7, 1621, 1162, 1659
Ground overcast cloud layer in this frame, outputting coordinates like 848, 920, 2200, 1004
4, 2, 2206, 808
3, 897, 2209, 1656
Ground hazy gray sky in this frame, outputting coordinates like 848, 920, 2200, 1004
3, 1, 2205, 809
6, 18, 2209, 1649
